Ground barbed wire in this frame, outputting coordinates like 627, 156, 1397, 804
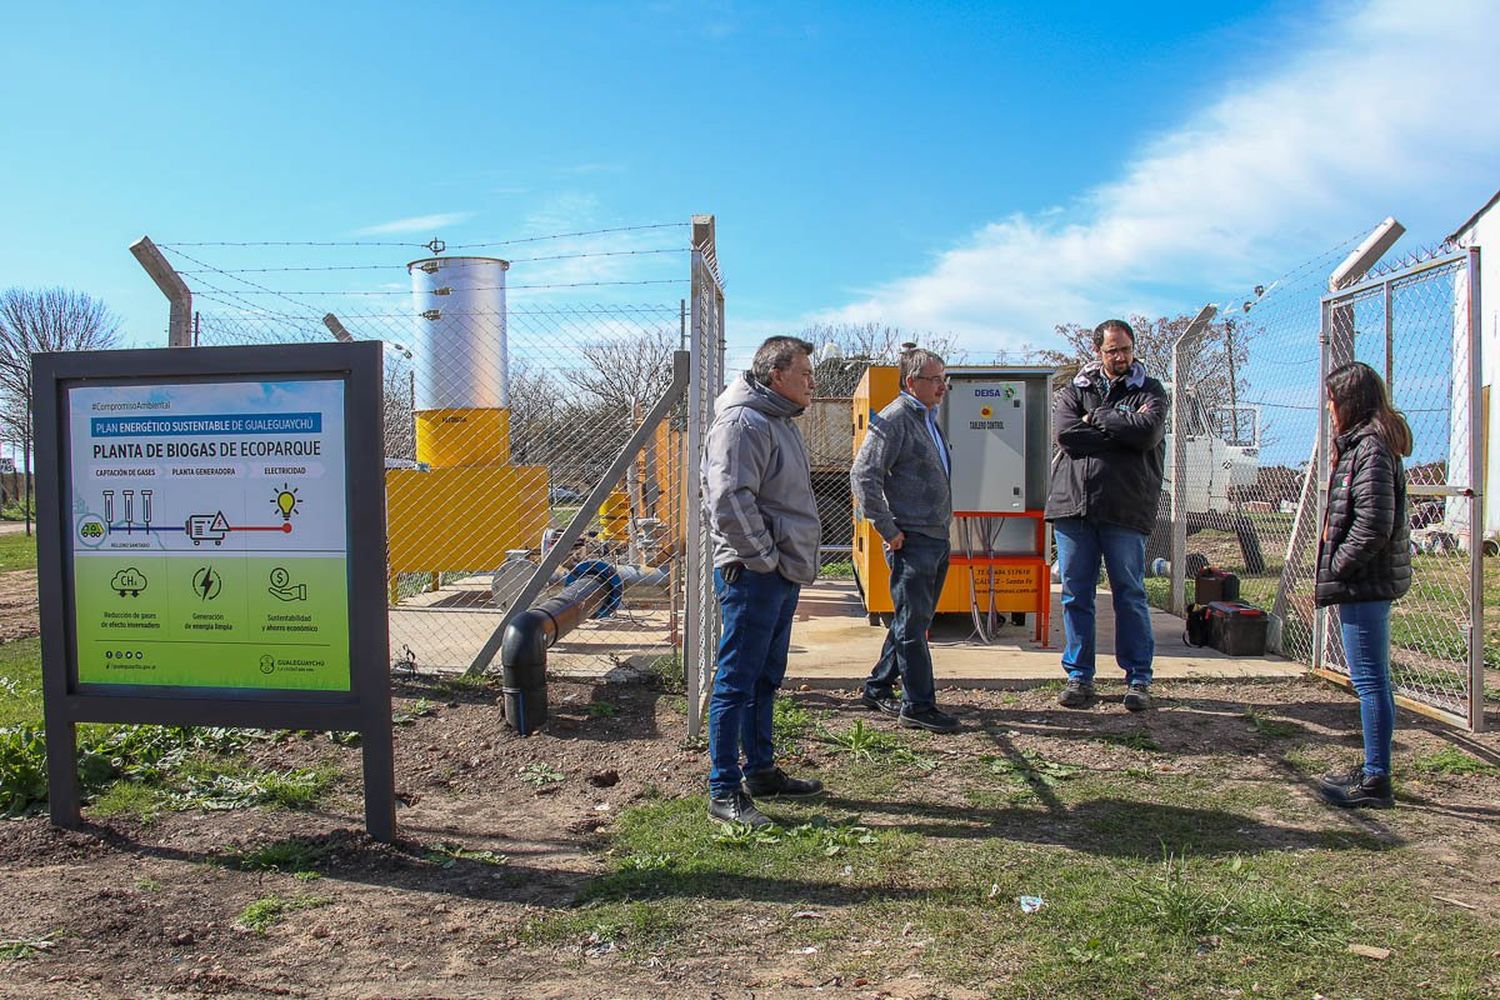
173, 247, 692, 275
199, 278, 688, 297
188, 275, 313, 323
163, 246, 328, 321
160, 222, 689, 251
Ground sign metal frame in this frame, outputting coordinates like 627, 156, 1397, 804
33, 342, 394, 840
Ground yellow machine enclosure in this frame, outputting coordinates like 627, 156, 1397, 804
414, 407, 510, 468
387, 404, 547, 584
385, 464, 549, 574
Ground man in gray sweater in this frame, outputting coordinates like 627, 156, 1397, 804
850, 348, 959, 733
700, 336, 825, 827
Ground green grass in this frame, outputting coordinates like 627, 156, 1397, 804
517, 768, 1500, 999
0, 500, 35, 523
820, 719, 935, 769
1, 719, 339, 818
647, 652, 686, 695
1410, 746, 1498, 776
1097, 727, 1161, 752
0, 531, 37, 571
423, 841, 510, 867
518, 762, 565, 787
772, 696, 813, 752
0, 934, 55, 961
820, 559, 855, 579
0, 638, 42, 726
1242, 709, 1300, 739
234, 893, 331, 934
223, 836, 337, 875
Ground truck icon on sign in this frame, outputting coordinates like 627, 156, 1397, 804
185, 511, 231, 546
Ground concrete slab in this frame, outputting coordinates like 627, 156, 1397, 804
387, 573, 1300, 690
785, 580, 1300, 688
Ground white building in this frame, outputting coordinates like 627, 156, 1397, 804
1448, 190, 1499, 541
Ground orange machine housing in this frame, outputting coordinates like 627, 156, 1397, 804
851, 365, 1052, 644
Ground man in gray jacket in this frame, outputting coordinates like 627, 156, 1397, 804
850, 348, 959, 733
700, 336, 825, 827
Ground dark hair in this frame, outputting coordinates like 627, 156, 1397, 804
1326, 361, 1412, 457
751, 336, 815, 385
899, 347, 945, 385
1092, 319, 1133, 349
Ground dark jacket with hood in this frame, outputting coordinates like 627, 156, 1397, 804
1315, 423, 1411, 606
1044, 360, 1169, 536
700, 372, 822, 585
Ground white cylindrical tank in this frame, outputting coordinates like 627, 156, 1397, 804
407, 255, 510, 410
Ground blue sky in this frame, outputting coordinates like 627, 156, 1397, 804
2, 0, 1496, 370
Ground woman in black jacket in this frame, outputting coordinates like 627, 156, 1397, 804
1315, 362, 1412, 809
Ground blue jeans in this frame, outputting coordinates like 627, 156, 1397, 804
708, 566, 801, 798
1054, 517, 1153, 685
1338, 600, 1395, 777
864, 532, 949, 711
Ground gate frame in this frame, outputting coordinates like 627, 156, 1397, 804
1310, 245, 1485, 732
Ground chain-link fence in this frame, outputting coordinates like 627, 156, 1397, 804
169, 221, 722, 709
797, 398, 856, 574
1153, 234, 1371, 661
1164, 228, 1488, 731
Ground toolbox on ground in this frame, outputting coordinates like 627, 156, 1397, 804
1194, 567, 1241, 604
1206, 601, 1268, 657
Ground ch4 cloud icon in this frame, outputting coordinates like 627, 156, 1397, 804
111, 567, 147, 597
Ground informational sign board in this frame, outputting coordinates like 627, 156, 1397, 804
69, 380, 351, 691
33, 343, 394, 840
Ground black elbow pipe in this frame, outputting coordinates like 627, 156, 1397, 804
499, 562, 622, 735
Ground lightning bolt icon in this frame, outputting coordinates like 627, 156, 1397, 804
200, 566, 215, 600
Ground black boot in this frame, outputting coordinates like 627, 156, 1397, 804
1320, 768, 1393, 809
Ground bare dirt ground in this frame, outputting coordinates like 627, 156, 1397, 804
1, 672, 1498, 1000
0, 569, 39, 642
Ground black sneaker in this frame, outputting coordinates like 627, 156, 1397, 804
708, 790, 771, 827
1320, 769, 1393, 809
742, 766, 824, 799
899, 706, 960, 733
1058, 679, 1094, 708
1123, 682, 1153, 712
860, 691, 902, 716
1319, 762, 1367, 792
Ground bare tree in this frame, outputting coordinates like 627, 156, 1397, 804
0, 288, 122, 533
798, 322, 967, 396
1034, 312, 1257, 430
575, 326, 677, 414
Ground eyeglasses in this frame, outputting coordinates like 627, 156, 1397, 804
911, 375, 950, 385
1101, 346, 1134, 357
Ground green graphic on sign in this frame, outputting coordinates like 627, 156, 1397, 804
68, 379, 351, 691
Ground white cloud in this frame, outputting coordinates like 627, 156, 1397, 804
818, 0, 1500, 353
355, 212, 473, 236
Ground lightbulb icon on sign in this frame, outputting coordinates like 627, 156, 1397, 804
271, 483, 300, 521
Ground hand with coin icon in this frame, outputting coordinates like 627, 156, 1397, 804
267, 566, 308, 602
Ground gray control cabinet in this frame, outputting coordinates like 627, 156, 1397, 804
945, 379, 1028, 512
